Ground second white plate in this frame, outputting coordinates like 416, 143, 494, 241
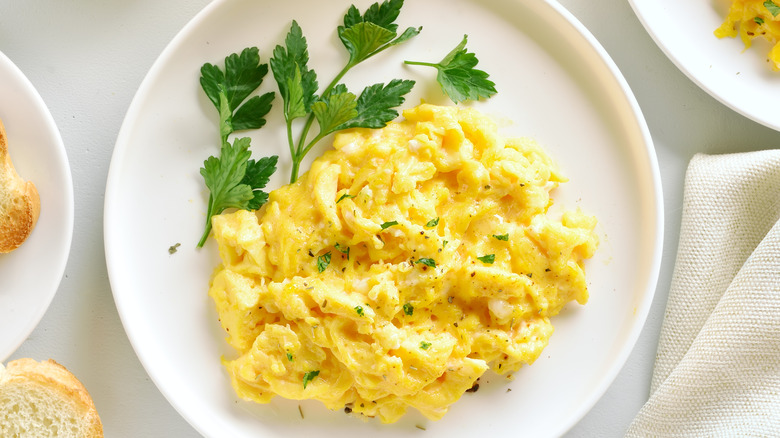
0, 50, 73, 362
630, 0, 780, 131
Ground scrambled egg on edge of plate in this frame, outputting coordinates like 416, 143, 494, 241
208, 103, 598, 423
715, 0, 780, 71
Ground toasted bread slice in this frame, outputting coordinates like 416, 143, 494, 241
0, 117, 40, 253
0, 358, 103, 438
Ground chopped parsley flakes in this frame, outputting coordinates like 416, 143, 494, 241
336, 193, 355, 203
415, 257, 436, 268
381, 220, 399, 230
477, 254, 495, 264
317, 252, 331, 272
765, 0, 780, 17
303, 370, 320, 388
334, 243, 350, 257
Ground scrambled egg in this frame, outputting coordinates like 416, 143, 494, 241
208, 104, 598, 423
715, 0, 780, 71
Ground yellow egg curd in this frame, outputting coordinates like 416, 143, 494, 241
208, 103, 598, 423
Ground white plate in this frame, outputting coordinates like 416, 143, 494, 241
104, 0, 663, 436
630, 0, 780, 131
0, 50, 73, 362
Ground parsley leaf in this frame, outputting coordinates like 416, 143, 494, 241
198, 48, 277, 247
765, 0, 780, 16
317, 252, 332, 273
198, 138, 277, 247
355, 305, 365, 316
755, 16, 766, 24
419, 341, 431, 350
415, 257, 436, 268
200, 138, 253, 217
425, 217, 439, 228
303, 370, 320, 388
200, 47, 275, 144
405, 35, 496, 103
243, 156, 279, 210
335, 79, 415, 130
492, 233, 509, 241
286, 352, 294, 362
403, 303, 414, 316
344, 0, 401, 33
270, 21, 319, 122
339, 0, 422, 67
477, 254, 495, 264
381, 220, 399, 230
311, 89, 359, 137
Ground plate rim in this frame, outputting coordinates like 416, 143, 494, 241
628, 0, 780, 132
0, 49, 74, 362
546, 0, 664, 429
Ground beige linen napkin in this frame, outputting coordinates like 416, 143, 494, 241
626, 150, 780, 437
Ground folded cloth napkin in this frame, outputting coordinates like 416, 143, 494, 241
626, 150, 780, 437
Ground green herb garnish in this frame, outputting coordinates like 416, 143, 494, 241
334, 243, 350, 257
381, 220, 399, 230
197, 3, 499, 246
415, 258, 436, 268
419, 341, 431, 350
303, 370, 320, 388
271, 0, 420, 183
403, 303, 414, 316
404, 35, 496, 103
317, 252, 332, 272
355, 305, 365, 316
336, 193, 355, 203
492, 233, 509, 241
755, 16, 766, 24
286, 352, 294, 362
425, 217, 439, 227
197, 48, 278, 247
477, 254, 495, 264
765, 0, 780, 16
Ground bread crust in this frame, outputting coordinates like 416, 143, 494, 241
1, 358, 103, 437
0, 117, 40, 253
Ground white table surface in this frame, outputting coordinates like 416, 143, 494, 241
3, 0, 780, 436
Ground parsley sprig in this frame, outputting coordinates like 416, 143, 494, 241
196, 3, 498, 247
197, 48, 278, 247
271, 0, 421, 182
405, 35, 496, 103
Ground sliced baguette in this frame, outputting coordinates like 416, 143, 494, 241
0, 117, 40, 253
0, 359, 103, 438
